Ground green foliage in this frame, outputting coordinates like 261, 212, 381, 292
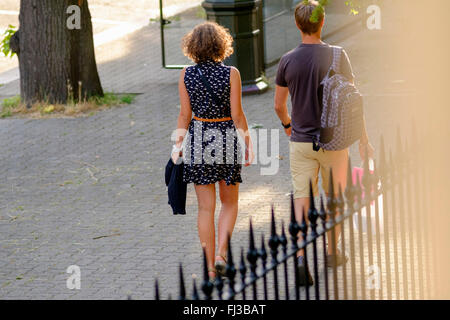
120, 94, 135, 104
2, 95, 20, 108
0, 25, 17, 58
1, 95, 20, 118
89, 92, 136, 106
303, 0, 362, 22
345, 0, 362, 15
0, 93, 136, 119
303, 0, 329, 23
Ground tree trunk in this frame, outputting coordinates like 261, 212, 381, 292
16, 0, 103, 105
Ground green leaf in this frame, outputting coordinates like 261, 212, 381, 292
0, 25, 17, 58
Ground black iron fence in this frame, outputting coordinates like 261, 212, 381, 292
155, 128, 436, 300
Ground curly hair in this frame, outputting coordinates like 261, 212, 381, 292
182, 22, 234, 63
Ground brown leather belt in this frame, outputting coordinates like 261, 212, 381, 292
193, 116, 232, 122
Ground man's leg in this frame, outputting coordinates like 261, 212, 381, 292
290, 142, 320, 258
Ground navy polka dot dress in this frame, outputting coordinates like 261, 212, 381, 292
183, 60, 242, 186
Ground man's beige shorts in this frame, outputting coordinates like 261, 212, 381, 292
290, 142, 349, 199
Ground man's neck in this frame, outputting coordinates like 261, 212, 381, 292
301, 33, 322, 44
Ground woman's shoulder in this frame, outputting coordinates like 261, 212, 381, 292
228, 66, 241, 81
228, 65, 240, 76
184, 65, 196, 73
183, 65, 198, 80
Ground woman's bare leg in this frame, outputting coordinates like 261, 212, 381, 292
217, 180, 239, 260
194, 183, 216, 275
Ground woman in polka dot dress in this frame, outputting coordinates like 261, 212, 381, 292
171, 22, 254, 280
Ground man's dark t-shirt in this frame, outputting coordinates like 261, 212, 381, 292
276, 42, 354, 143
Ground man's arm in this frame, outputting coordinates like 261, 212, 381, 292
359, 115, 375, 160
360, 115, 369, 145
274, 85, 291, 137
349, 76, 374, 160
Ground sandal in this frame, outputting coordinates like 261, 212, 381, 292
214, 255, 227, 277
208, 267, 217, 283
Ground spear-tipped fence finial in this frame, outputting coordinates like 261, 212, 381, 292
269, 206, 280, 265
179, 263, 186, 300
337, 184, 345, 217
328, 168, 337, 222
192, 277, 199, 300
155, 279, 160, 300
308, 180, 319, 236
239, 247, 247, 300
289, 192, 300, 250
225, 235, 237, 299
201, 248, 213, 300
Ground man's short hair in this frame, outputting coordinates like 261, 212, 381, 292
295, 0, 325, 35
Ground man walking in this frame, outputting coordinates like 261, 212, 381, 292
274, 0, 374, 285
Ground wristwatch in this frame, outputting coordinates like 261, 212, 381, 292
282, 122, 291, 129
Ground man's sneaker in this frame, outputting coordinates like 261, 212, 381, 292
297, 256, 313, 286
326, 251, 349, 268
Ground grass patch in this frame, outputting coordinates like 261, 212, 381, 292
1, 93, 136, 119
1, 95, 20, 118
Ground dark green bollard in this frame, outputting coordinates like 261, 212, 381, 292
202, 0, 269, 95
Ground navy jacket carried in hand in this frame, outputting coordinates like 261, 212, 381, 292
164, 158, 187, 215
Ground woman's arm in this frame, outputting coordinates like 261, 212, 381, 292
172, 68, 192, 163
230, 67, 253, 166
175, 68, 192, 149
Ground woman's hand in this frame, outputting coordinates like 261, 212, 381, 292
245, 143, 255, 167
171, 143, 183, 164
173, 67, 191, 165
171, 151, 183, 165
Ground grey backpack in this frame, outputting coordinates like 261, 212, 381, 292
314, 46, 364, 151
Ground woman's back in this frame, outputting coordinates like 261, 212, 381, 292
184, 61, 231, 119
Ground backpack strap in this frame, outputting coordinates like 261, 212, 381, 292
330, 46, 343, 74
196, 66, 222, 106
321, 45, 343, 85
